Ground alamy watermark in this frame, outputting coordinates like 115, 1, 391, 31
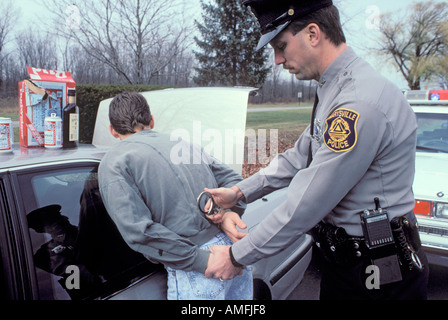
65, 265, 80, 290
66, 5, 81, 31
169, 120, 279, 168
365, 5, 381, 31
365, 265, 381, 290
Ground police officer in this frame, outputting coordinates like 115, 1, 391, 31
204, 0, 429, 299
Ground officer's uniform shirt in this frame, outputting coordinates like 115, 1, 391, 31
232, 47, 418, 266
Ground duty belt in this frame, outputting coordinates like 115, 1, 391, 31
311, 211, 423, 271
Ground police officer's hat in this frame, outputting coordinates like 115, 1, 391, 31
27, 205, 63, 233
243, 0, 333, 50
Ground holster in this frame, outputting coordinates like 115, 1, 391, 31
311, 212, 423, 270
390, 212, 422, 271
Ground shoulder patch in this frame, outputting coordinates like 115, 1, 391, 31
324, 108, 359, 152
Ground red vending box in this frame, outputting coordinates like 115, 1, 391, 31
19, 67, 76, 147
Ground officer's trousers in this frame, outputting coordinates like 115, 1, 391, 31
316, 247, 429, 300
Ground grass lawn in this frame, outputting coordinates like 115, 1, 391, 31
246, 108, 311, 134
243, 107, 312, 177
0, 112, 18, 120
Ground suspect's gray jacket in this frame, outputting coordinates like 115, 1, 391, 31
232, 47, 417, 266
98, 129, 244, 273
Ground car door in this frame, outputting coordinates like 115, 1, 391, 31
0, 171, 34, 300
0, 161, 165, 300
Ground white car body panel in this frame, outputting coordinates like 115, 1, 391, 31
412, 102, 448, 266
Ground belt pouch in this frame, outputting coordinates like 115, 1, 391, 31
360, 207, 402, 285
311, 222, 355, 266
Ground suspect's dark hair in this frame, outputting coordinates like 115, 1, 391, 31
287, 5, 346, 46
109, 91, 151, 135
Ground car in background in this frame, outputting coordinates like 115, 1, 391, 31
411, 100, 448, 267
0, 87, 313, 300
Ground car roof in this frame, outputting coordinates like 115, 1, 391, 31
0, 144, 108, 172
412, 106, 448, 114
409, 100, 448, 113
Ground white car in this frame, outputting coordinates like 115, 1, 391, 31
411, 101, 448, 267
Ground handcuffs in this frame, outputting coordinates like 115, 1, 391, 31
197, 191, 244, 279
197, 191, 221, 216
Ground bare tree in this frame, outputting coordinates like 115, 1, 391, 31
435, 23, 448, 89
67, 46, 114, 84
375, 1, 448, 90
437, 55, 448, 89
44, 0, 194, 84
0, 1, 20, 90
15, 31, 60, 78
266, 49, 285, 101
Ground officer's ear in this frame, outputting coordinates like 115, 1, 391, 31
304, 23, 321, 47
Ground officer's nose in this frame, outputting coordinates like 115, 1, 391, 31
273, 49, 286, 66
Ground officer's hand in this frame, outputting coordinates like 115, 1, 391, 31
220, 211, 248, 243
204, 186, 241, 209
205, 245, 243, 280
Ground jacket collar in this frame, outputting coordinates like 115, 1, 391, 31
317, 46, 358, 96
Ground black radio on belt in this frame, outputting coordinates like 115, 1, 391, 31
360, 197, 402, 285
361, 198, 394, 249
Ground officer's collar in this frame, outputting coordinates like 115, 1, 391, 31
317, 46, 357, 90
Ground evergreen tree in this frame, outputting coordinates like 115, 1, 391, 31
193, 0, 269, 87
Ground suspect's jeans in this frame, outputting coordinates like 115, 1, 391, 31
166, 232, 253, 300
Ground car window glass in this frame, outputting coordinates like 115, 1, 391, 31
416, 112, 448, 152
18, 165, 153, 300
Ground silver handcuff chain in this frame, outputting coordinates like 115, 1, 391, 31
197, 191, 221, 216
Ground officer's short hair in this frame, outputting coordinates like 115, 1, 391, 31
109, 91, 152, 135
287, 5, 346, 46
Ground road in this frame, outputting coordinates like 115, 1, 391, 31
286, 259, 448, 300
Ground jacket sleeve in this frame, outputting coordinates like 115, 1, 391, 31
99, 168, 209, 273
232, 105, 393, 266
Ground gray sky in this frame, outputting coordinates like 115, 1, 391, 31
12, 0, 443, 89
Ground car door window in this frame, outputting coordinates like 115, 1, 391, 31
416, 113, 448, 152
16, 164, 155, 300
